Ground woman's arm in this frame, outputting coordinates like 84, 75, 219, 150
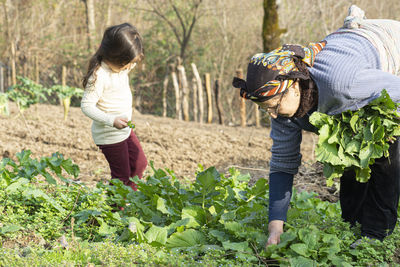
266, 117, 302, 246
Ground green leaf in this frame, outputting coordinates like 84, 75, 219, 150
166, 229, 206, 249
276, 231, 297, 248
289, 256, 316, 267
181, 206, 206, 228
196, 167, 220, 195
16, 150, 32, 164
0, 224, 22, 235
350, 114, 359, 133
222, 240, 250, 252
247, 178, 267, 201
290, 243, 310, 257
223, 221, 243, 234
344, 140, 361, 156
309, 112, 332, 128
327, 122, 341, 144
41, 171, 57, 185
145, 225, 168, 246
98, 220, 117, 235
298, 229, 318, 249
315, 142, 342, 166
6, 178, 30, 193
359, 144, 373, 168
156, 196, 172, 215
363, 125, 373, 143
355, 167, 371, 183
209, 230, 228, 243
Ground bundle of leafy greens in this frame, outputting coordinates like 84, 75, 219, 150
309, 90, 400, 186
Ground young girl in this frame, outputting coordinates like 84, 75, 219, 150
81, 23, 147, 191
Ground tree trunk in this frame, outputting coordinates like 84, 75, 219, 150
204, 73, 212, 124
191, 63, 203, 123
177, 65, 189, 121
83, 0, 96, 52
171, 71, 181, 120
62, 66, 67, 86
236, 69, 246, 127
2, 0, 10, 90
214, 79, 224, 125
262, 0, 285, 52
7, 67, 11, 89
162, 74, 169, 117
2, 0, 11, 47
0, 66, 4, 93
35, 55, 39, 83
10, 41, 16, 86
105, 0, 113, 26
192, 77, 198, 122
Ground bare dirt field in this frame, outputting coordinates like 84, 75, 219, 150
0, 103, 337, 202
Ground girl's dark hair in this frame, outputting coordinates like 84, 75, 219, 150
82, 23, 144, 88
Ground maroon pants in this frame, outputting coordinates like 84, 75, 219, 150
98, 131, 147, 190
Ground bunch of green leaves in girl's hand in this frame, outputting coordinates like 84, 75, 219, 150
309, 89, 400, 185
127, 121, 135, 129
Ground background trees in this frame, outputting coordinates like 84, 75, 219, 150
1, 0, 399, 124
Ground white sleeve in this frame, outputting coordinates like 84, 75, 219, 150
80, 75, 115, 127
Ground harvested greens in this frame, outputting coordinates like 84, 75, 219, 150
309, 90, 400, 185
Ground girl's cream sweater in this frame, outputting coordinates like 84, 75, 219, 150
81, 62, 134, 145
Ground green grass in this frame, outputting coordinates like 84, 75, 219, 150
1, 241, 249, 266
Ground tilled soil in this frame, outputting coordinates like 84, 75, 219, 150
0, 103, 337, 202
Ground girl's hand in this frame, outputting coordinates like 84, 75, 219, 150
266, 220, 284, 247
113, 117, 128, 129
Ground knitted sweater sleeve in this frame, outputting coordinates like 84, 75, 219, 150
81, 74, 115, 127
270, 116, 303, 175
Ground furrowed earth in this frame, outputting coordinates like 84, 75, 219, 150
0, 103, 337, 202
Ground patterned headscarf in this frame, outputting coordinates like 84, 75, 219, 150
232, 41, 326, 102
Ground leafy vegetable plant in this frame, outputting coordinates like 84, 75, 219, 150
309, 90, 400, 185
2, 151, 400, 265
0, 92, 9, 116
127, 121, 135, 129
7, 76, 48, 114
50, 85, 83, 121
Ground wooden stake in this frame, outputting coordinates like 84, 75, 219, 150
204, 73, 212, 124
214, 79, 224, 125
162, 74, 169, 117
191, 63, 203, 123
177, 65, 189, 121
236, 69, 246, 127
192, 77, 198, 122
61, 66, 67, 106
171, 71, 181, 120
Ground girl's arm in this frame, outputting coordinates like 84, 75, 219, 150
80, 76, 115, 127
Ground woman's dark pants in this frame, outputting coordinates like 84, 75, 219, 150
340, 139, 400, 240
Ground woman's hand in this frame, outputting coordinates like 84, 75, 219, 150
113, 117, 128, 129
266, 220, 284, 247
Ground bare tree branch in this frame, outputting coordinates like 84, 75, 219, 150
144, 0, 183, 46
